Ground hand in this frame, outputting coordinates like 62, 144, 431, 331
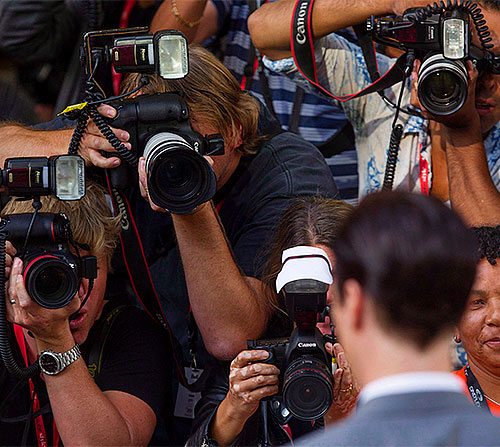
5, 241, 16, 278
80, 104, 132, 169
6, 257, 80, 345
225, 349, 280, 421
325, 342, 359, 422
410, 59, 481, 132
391, 0, 431, 15
138, 157, 166, 213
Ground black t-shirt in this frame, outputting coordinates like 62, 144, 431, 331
143, 129, 338, 366
0, 303, 171, 446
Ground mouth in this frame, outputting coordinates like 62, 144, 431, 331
69, 309, 86, 330
475, 99, 495, 116
484, 337, 500, 348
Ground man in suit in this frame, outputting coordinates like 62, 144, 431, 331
298, 191, 500, 446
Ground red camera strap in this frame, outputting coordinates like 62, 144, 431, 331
13, 325, 59, 447
290, 0, 409, 102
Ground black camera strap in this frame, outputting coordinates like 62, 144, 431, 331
291, 0, 409, 102
464, 364, 492, 414
104, 173, 190, 388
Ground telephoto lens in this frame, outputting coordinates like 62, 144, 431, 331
143, 132, 217, 214
418, 54, 468, 115
22, 251, 80, 309
282, 355, 333, 421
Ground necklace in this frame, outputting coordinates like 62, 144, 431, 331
484, 394, 500, 406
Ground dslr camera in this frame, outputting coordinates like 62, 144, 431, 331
369, 4, 499, 115
2, 213, 97, 309
0, 155, 95, 309
110, 93, 224, 214
81, 27, 223, 214
247, 247, 333, 422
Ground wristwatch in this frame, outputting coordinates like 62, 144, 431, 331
38, 344, 81, 375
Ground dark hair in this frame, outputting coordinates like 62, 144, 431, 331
471, 226, 500, 265
333, 192, 479, 349
261, 197, 354, 312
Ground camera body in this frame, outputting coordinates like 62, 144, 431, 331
2, 213, 97, 309
370, 7, 496, 115
110, 93, 224, 214
0, 156, 85, 201
248, 279, 332, 422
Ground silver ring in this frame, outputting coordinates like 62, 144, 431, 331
9, 299, 16, 305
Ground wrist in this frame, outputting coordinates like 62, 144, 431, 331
35, 324, 74, 353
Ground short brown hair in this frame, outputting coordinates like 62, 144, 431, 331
121, 45, 262, 156
1, 182, 121, 267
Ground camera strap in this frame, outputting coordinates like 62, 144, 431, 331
104, 172, 190, 388
464, 364, 492, 414
13, 325, 59, 447
291, 0, 409, 102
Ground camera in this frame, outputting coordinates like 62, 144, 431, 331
110, 93, 224, 214
247, 247, 333, 421
1, 213, 97, 309
369, 6, 499, 115
0, 155, 85, 201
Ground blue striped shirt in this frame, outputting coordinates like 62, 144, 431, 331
209, 0, 358, 202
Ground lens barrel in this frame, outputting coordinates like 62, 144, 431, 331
23, 253, 79, 309
143, 132, 216, 214
282, 356, 333, 421
418, 54, 468, 116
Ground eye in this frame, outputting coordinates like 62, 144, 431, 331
471, 298, 486, 307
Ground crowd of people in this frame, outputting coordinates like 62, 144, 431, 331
0, 0, 498, 446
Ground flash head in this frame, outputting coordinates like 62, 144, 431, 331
1, 155, 85, 200
111, 30, 188, 80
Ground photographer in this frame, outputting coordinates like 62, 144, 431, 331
0, 182, 171, 446
248, 0, 499, 202
187, 197, 359, 446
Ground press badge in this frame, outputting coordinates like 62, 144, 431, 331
174, 367, 203, 419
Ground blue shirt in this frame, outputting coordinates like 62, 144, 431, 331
209, 0, 358, 202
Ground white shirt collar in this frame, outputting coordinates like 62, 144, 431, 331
359, 372, 464, 406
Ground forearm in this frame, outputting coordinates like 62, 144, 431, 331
150, 0, 217, 43
0, 123, 72, 164
444, 126, 500, 226
210, 398, 249, 446
38, 331, 143, 446
249, 0, 393, 59
172, 202, 268, 360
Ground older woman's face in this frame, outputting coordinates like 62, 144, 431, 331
458, 260, 500, 373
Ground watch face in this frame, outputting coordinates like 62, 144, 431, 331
39, 352, 61, 375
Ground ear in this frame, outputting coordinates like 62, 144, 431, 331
342, 279, 365, 331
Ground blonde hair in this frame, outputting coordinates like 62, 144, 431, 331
1, 182, 121, 267
121, 44, 263, 155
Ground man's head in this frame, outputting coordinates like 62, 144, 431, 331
122, 44, 262, 157
2, 182, 121, 344
331, 192, 478, 372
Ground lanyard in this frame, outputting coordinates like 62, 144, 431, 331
465, 364, 492, 414
13, 325, 59, 447
419, 142, 430, 195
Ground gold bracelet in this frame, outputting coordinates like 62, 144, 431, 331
170, 0, 204, 29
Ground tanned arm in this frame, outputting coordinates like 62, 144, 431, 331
248, 0, 430, 60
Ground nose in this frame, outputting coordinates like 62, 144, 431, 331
485, 297, 500, 326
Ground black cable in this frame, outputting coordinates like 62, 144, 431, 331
20, 199, 42, 258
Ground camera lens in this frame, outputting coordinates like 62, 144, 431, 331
144, 132, 217, 214
283, 356, 333, 421
23, 254, 79, 309
418, 54, 468, 116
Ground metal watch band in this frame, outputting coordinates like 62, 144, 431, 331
39, 344, 81, 375
60, 344, 81, 368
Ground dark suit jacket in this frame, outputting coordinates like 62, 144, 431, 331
298, 391, 500, 446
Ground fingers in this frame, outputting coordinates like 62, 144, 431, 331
97, 104, 117, 119
138, 158, 165, 212
231, 385, 280, 404
231, 373, 279, 394
230, 349, 270, 369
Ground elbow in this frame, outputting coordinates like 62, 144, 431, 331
204, 335, 248, 361
248, 8, 268, 55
